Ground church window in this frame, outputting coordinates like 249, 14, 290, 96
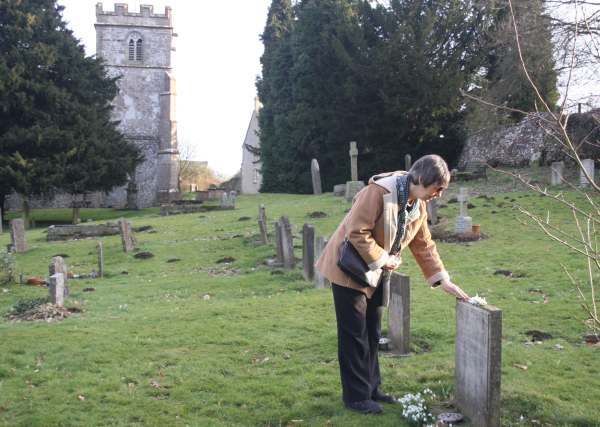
126, 33, 143, 62
136, 39, 143, 61
128, 39, 134, 60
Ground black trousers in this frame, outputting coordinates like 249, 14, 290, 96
332, 283, 384, 404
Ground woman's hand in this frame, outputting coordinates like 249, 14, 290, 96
383, 255, 401, 270
439, 279, 470, 301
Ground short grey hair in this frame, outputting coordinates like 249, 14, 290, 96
407, 154, 450, 187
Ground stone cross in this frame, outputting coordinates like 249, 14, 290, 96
550, 161, 564, 186
388, 272, 410, 354
302, 224, 315, 281
274, 221, 284, 265
426, 199, 438, 225
405, 154, 412, 170
315, 236, 330, 288
279, 216, 295, 269
229, 191, 237, 208
311, 159, 322, 195
49, 273, 65, 307
580, 159, 595, 187
349, 141, 358, 181
455, 301, 502, 427
258, 204, 268, 244
9, 219, 26, 252
455, 187, 472, 234
118, 219, 136, 252
49, 256, 69, 298
97, 241, 104, 278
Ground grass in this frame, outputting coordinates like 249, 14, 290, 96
0, 166, 599, 426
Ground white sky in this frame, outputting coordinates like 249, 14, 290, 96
58, 0, 271, 178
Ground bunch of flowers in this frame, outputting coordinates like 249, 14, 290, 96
398, 388, 437, 426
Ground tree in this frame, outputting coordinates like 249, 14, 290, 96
0, 0, 141, 225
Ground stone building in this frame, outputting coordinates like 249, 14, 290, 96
96, 2, 180, 207
240, 98, 262, 194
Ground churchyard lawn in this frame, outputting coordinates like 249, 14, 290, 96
0, 167, 598, 426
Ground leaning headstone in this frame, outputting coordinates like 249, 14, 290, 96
550, 161, 564, 185
258, 204, 268, 244
388, 272, 410, 354
315, 236, 330, 288
302, 224, 315, 281
49, 256, 69, 297
455, 187, 472, 234
345, 181, 365, 202
580, 159, 595, 187
96, 241, 104, 278
9, 219, 26, 252
349, 141, 359, 181
48, 273, 65, 307
311, 159, 322, 195
118, 219, 136, 253
405, 154, 412, 170
274, 221, 284, 264
333, 184, 346, 197
455, 301, 502, 427
229, 191, 237, 208
426, 199, 438, 225
279, 216, 295, 269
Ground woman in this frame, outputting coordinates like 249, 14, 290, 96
315, 154, 470, 414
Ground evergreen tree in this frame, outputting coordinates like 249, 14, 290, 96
0, 0, 141, 222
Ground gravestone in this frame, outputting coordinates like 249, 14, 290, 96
311, 159, 322, 195
349, 141, 359, 181
220, 192, 229, 208
580, 159, 595, 187
49, 256, 69, 298
229, 191, 237, 208
279, 216, 295, 269
426, 199, 438, 225
455, 301, 502, 427
302, 224, 315, 281
405, 154, 412, 170
0, 207, 2, 234
97, 241, 104, 278
388, 272, 410, 354
315, 236, 330, 288
333, 184, 346, 197
126, 180, 139, 210
118, 219, 136, 253
455, 187, 472, 234
550, 161, 564, 185
274, 221, 284, 264
9, 219, 26, 252
258, 205, 269, 244
49, 273, 65, 307
345, 181, 365, 202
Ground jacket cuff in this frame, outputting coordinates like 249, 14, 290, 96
427, 270, 450, 286
368, 251, 389, 271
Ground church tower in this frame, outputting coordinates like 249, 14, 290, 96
95, 3, 180, 207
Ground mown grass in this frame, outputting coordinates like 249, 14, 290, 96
0, 167, 599, 427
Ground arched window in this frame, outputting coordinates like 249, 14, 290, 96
135, 39, 143, 61
128, 39, 135, 60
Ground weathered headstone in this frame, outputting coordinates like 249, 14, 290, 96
9, 219, 26, 252
118, 219, 136, 253
258, 204, 268, 244
229, 191, 237, 208
302, 224, 315, 281
220, 192, 229, 208
279, 216, 295, 269
455, 301, 502, 427
580, 159, 595, 187
550, 161, 564, 185
405, 154, 412, 170
388, 272, 410, 354
126, 180, 139, 210
426, 199, 438, 225
349, 141, 359, 181
49, 273, 65, 307
311, 159, 322, 195
274, 221, 284, 264
49, 256, 69, 297
345, 181, 365, 202
97, 241, 104, 278
333, 184, 346, 197
455, 187, 472, 234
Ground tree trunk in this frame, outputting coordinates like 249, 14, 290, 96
72, 207, 81, 225
22, 198, 31, 229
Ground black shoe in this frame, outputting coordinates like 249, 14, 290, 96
372, 389, 398, 404
345, 399, 383, 414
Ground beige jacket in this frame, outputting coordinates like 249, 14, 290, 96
315, 171, 449, 298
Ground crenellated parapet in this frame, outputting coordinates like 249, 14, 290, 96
96, 3, 172, 28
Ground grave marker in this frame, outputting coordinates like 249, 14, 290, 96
0, 207, 3, 234
49, 273, 65, 307
349, 141, 358, 181
455, 187, 472, 234
550, 161, 564, 185
405, 154, 412, 170
221, 192, 229, 208
280, 216, 295, 269
49, 256, 69, 297
388, 273, 410, 354
10, 219, 26, 252
311, 159, 322, 195
426, 199, 438, 225
229, 191, 237, 208
580, 159, 595, 187
455, 301, 502, 427
118, 219, 136, 253
302, 224, 315, 281
274, 221, 284, 264
258, 204, 268, 244
97, 241, 104, 277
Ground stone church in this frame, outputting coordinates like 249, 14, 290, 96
96, 3, 180, 207
240, 98, 262, 194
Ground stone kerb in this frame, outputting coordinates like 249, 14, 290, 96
46, 223, 121, 241
9, 219, 26, 252
49, 273, 65, 307
118, 219, 136, 253
388, 272, 410, 354
49, 256, 69, 298
455, 301, 502, 427
311, 159, 322, 195
302, 224, 315, 281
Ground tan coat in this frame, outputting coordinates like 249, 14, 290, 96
315, 171, 449, 298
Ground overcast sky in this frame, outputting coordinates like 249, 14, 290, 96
58, 0, 272, 178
